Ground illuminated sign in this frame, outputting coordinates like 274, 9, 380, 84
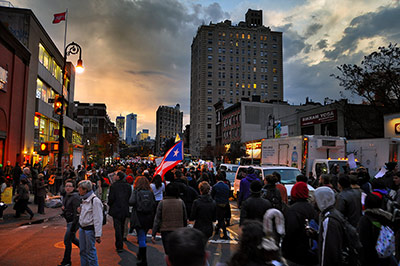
395, 123, 400, 135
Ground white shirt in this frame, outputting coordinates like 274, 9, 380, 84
150, 183, 165, 201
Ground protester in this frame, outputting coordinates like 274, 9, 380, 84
152, 182, 187, 256
12, 162, 22, 195
59, 179, 81, 266
130, 176, 156, 265
211, 173, 231, 239
314, 186, 345, 266
150, 174, 165, 208
190, 181, 216, 239
108, 171, 132, 253
358, 193, 396, 266
238, 167, 259, 208
336, 174, 362, 227
227, 220, 285, 266
78, 180, 103, 266
273, 171, 288, 205
165, 227, 209, 266
282, 181, 318, 266
13, 178, 34, 219
173, 170, 198, 218
36, 173, 47, 214
262, 174, 283, 211
240, 180, 272, 226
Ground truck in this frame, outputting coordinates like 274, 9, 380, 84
347, 138, 400, 177
261, 135, 347, 179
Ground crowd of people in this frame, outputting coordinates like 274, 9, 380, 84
1, 160, 400, 266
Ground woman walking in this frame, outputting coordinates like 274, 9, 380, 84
130, 176, 156, 266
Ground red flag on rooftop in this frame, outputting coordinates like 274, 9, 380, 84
53, 12, 66, 24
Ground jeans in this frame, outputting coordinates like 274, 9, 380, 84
62, 222, 79, 263
113, 217, 124, 249
79, 228, 98, 266
137, 229, 148, 248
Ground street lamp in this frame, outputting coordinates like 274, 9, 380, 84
57, 42, 84, 178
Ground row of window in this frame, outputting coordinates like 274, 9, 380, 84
223, 115, 240, 127
38, 43, 62, 83
207, 39, 278, 49
223, 128, 240, 139
211, 47, 278, 56
209, 31, 278, 42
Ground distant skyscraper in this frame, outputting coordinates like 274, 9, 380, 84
156, 104, 183, 154
116, 115, 125, 140
190, 9, 283, 156
137, 129, 150, 141
126, 113, 137, 145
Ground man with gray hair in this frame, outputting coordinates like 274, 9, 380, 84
78, 180, 103, 266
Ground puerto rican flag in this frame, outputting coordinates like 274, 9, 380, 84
154, 141, 183, 178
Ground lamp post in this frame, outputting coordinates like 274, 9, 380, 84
57, 42, 83, 178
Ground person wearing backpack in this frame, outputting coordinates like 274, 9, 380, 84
108, 171, 132, 253
129, 176, 156, 266
282, 181, 319, 266
358, 193, 397, 266
314, 186, 348, 266
77, 180, 103, 266
262, 174, 283, 211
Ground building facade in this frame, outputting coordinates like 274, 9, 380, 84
137, 129, 149, 142
116, 115, 125, 140
156, 104, 183, 155
0, 6, 83, 167
126, 113, 137, 145
0, 21, 30, 166
190, 9, 283, 156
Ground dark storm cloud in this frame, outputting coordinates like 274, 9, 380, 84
304, 23, 323, 38
275, 24, 307, 59
316, 39, 328, 49
324, 4, 400, 60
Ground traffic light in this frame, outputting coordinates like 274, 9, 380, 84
54, 95, 63, 115
38, 143, 49, 155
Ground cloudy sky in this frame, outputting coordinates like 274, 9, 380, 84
10, 0, 400, 137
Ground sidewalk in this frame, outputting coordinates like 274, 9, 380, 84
0, 195, 62, 227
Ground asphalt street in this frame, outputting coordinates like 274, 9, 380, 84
0, 202, 241, 266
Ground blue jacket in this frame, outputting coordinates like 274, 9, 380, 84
212, 181, 229, 204
238, 173, 258, 207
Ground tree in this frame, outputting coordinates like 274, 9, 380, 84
332, 43, 400, 114
226, 142, 246, 163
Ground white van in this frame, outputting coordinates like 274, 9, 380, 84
233, 165, 314, 198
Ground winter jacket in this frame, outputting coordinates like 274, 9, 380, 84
336, 187, 362, 227
36, 179, 47, 197
212, 181, 230, 204
319, 207, 345, 266
62, 191, 81, 224
108, 179, 132, 220
282, 199, 318, 265
240, 193, 272, 226
358, 208, 394, 266
238, 173, 258, 207
190, 194, 216, 238
173, 179, 198, 217
79, 193, 103, 237
152, 196, 187, 236
129, 189, 155, 231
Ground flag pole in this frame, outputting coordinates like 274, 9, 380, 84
63, 9, 68, 51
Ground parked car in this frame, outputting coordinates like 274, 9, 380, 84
233, 165, 314, 198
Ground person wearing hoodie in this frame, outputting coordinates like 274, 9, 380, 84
240, 180, 272, 226
190, 181, 216, 239
58, 179, 81, 266
282, 182, 318, 266
238, 167, 259, 208
314, 186, 345, 266
358, 193, 396, 266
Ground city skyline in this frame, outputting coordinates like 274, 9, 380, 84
9, 0, 400, 138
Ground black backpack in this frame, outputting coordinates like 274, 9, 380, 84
325, 210, 362, 266
136, 190, 155, 214
262, 187, 283, 211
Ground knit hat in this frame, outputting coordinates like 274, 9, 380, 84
247, 167, 255, 174
126, 175, 134, 184
250, 180, 263, 194
291, 181, 309, 200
